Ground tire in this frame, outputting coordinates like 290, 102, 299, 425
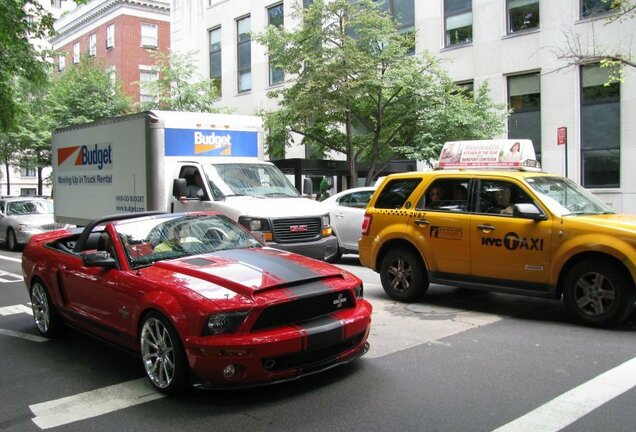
30, 280, 65, 338
140, 311, 189, 395
563, 258, 635, 327
7, 229, 18, 251
379, 248, 428, 302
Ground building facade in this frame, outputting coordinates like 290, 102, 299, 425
171, 0, 635, 212
50, 0, 171, 103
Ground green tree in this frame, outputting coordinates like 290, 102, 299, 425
255, 0, 506, 186
0, 0, 54, 131
136, 51, 226, 112
46, 56, 133, 127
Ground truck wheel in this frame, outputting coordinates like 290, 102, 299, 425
380, 249, 428, 302
7, 229, 18, 251
563, 259, 635, 327
326, 246, 342, 263
140, 311, 189, 395
30, 280, 65, 338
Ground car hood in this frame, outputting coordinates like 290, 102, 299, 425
7, 214, 55, 225
222, 196, 328, 217
149, 247, 344, 300
564, 213, 636, 234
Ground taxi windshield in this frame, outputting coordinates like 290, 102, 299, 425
525, 176, 614, 216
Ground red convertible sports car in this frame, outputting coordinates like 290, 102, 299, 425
22, 211, 372, 394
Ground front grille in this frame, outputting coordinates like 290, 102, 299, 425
252, 291, 354, 331
272, 217, 321, 243
261, 333, 364, 371
40, 223, 67, 231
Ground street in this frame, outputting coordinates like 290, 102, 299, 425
1, 251, 635, 432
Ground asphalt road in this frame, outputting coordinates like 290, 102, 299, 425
1, 251, 635, 432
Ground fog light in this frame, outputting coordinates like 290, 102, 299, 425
223, 364, 237, 378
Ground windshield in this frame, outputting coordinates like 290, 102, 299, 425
525, 176, 614, 216
203, 163, 300, 198
7, 200, 53, 216
114, 213, 263, 268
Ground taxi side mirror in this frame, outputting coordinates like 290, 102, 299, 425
513, 203, 547, 221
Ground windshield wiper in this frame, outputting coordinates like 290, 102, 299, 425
263, 192, 298, 198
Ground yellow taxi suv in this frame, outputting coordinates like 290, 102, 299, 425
359, 140, 636, 327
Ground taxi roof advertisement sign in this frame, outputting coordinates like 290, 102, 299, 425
438, 139, 536, 169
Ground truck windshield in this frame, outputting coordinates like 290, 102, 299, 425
525, 176, 614, 216
203, 163, 300, 198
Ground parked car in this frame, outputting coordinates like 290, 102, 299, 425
320, 186, 375, 261
0, 197, 69, 250
22, 211, 372, 394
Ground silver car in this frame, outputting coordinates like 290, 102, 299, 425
320, 187, 375, 262
0, 197, 69, 250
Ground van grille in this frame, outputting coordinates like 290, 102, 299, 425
272, 218, 321, 243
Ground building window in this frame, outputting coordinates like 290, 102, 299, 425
507, 0, 539, 33
52, 0, 62, 8
209, 27, 222, 95
106, 24, 115, 48
58, 54, 65, 72
89, 33, 97, 56
455, 80, 474, 98
376, 0, 415, 53
107, 67, 116, 93
20, 164, 36, 177
444, 0, 472, 47
237, 15, 251, 93
268, 4, 285, 86
21, 188, 37, 196
141, 23, 158, 48
303, 0, 313, 7
581, 0, 615, 18
580, 64, 620, 188
73, 42, 80, 63
139, 68, 159, 103
508, 73, 541, 162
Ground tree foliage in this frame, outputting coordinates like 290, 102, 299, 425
255, 0, 507, 185
136, 51, 226, 113
46, 56, 133, 127
0, 0, 55, 131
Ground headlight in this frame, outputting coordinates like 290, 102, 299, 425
238, 216, 270, 232
321, 214, 331, 228
17, 224, 40, 233
202, 312, 248, 336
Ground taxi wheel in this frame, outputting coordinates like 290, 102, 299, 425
7, 229, 18, 251
380, 248, 428, 302
140, 311, 190, 395
563, 259, 635, 327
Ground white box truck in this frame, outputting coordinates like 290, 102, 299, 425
52, 110, 339, 260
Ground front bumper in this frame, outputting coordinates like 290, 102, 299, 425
185, 299, 372, 388
268, 235, 339, 261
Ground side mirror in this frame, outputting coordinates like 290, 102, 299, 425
172, 178, 187, 199
513, 203, 547, 221
82, 251, 117, 268
303, 178, 313, 196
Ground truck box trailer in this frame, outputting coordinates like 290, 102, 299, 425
52, 110, 338, 260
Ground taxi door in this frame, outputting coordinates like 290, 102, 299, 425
470, 178, 552, 290
405, 178, 472, 276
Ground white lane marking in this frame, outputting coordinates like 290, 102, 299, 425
0, 269, 23, 282
0, 254, 21, 263
30, 378, 165, 429
492, 356, 636, 432
0, 304, 32, 316
0, 328, 48, 342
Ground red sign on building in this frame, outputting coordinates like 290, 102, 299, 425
557, 126, 567, 146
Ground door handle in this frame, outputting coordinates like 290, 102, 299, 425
477, 224, 495, 232
335, 212, 344, 219
414, 219, 430, 226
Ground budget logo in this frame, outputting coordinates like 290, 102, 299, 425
57, 144, 113, 171
193, 131, 233, 155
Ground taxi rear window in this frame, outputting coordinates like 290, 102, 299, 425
374, 179, 422, 209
